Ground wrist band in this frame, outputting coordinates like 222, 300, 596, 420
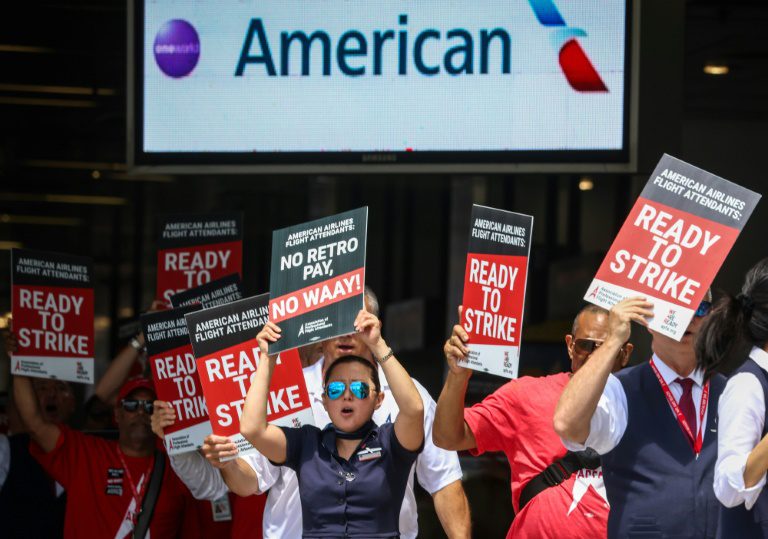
376, 348, 394, 364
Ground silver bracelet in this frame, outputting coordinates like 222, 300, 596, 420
376, 348, 394, 364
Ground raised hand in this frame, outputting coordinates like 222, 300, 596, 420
354, 309, 382, 349
201, 434, 238, 469
608, 297, 654, 344
2, 328, 18, 356
256, 321, 282, 360
151, 400, 176, 439
443, 306, 471, 378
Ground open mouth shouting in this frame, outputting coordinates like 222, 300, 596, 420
337, 342, 356, 354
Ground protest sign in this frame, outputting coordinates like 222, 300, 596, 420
186, 293, 313, 459
268, 207, 368, 354
156, 213, 243, 304
460, 205, 533, 379
141, 304, 210, 454
586, 154, 761, 340
11, 249, 94, 383
170, 273, 244, 309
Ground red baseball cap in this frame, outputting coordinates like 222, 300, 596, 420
117, 377, 156, 403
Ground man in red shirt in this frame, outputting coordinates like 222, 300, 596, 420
14, 375, 189, 539
433, 304, 633, 539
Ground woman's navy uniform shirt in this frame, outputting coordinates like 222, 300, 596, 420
278, 422, 423, 538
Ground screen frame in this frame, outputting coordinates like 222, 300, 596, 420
127, 0, 639, 174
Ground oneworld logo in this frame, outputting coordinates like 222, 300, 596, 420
233, 4, 609, 92
154, 19, 201, 78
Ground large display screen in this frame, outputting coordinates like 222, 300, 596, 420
131, 0, 633, 170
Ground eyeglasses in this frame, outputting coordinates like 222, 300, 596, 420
325, 381, 370, 401
695, 301, 712, 318
121, 399, 154, 414
572, 338, 628, 356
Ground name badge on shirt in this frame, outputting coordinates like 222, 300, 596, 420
105, 467, 124, 496
357, 446, 382, 462
211, 495, 232, 522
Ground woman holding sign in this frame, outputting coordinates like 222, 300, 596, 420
240, 308, 424, 538
697, 258, 768, 537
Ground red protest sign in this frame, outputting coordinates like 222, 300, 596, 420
142, 305, 211, 455
586, 154, 761, 339
11, 249, 95, 383
156, 214, 243, 304
460, 206, 533, 379
186, 294, 314, 458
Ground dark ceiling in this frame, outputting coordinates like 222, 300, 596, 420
686, 0, 768, 119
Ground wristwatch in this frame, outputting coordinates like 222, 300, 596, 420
130, 336, 145, 353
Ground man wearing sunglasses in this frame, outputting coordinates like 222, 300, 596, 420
13, 375, 191, 538
434, 303, 632, 539
555, 292, 726, 539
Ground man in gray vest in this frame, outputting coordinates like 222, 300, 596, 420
554, 295, 725, 539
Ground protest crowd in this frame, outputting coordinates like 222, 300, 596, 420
1, 159, 767, 539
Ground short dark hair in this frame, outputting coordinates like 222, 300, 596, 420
324, 355, 381, 393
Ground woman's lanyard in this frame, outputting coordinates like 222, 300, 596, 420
117, 447, 155, 524
649, 358, 709, 455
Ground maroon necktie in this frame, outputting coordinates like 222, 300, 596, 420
675, 378, 697, 443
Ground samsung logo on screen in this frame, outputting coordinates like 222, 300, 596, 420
235, 15, 511, 78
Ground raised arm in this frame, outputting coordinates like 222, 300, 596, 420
239, 322, 288, 464
433, 307, 477, 451
553, 297, 652, 444
355, 309, 424, 451
200, 435, 265, 497
95, 300, 163, 405
94, 341, 144, 404
151, 398, 260, 498
12, 376, 60, 452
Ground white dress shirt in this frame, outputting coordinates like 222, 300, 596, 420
170, 357, 463, 539
169, 448, 229, 501
563, 354, 710, 455
244, 357, 463, 539
714, 346, 768, 510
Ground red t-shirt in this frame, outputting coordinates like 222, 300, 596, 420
30, 426, 188, 539
184, 493, 266, 539
464, 373, 609, 539
231, 494, 267, 538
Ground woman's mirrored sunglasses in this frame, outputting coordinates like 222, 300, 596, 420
325, 381, 371, 400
